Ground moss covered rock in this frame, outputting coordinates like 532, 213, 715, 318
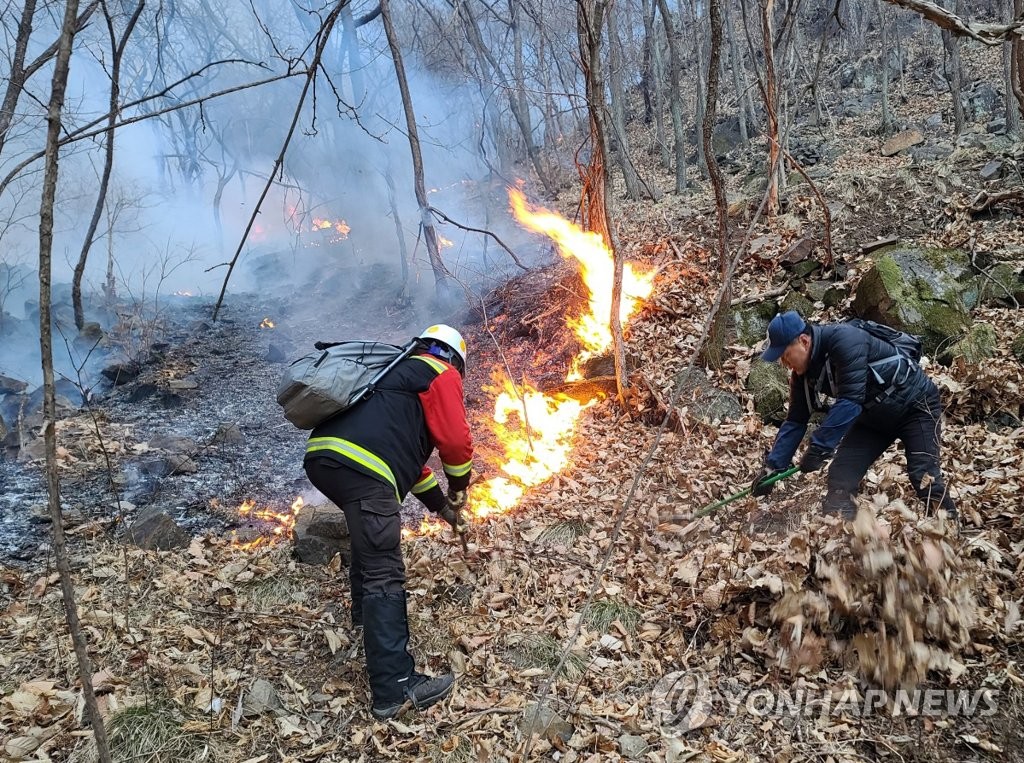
1010, 331, 1024, 363
780, 291, 816, 317
979, 263, 1024, 307
938, 322, 997, 364
732, 300, 778, 347
746, 360, 790, 424
851, 246, 977, 353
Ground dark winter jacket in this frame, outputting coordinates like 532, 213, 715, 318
304, 352, 473, 512
766, 322, 932, 470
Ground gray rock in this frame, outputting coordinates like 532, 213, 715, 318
211, 422, 245, 445
881, 129, 924, 157
987, 117, 1007, 135
293, 503, 352, 566
148, 434, 197, 453
165, 453, 199, 475
0, 374, 29, 395
243, 678, 282, 717
101, 360, 142, 386
126, 507, 190, 550
980, 159, 1004, 181
965, 81, 1001, 120
908, 143, 953, 164
732, 300, 777, 347
924, 113, 943, 130
167, 378, 198, 390
267, 344, 288, 363
618, 734, 649, 759
520, 702, 573, 744
676, 369, 743, 424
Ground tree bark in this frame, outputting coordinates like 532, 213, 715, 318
699, 0, 731, 371
383, 165, 410, 299
72, 0, 144, 331
1010, 0, 1024, 130
607, 5, 643, 199
759, 0, 780, 215
0, 0, 101, 159
509, 0, 557, 196
380, 0, 449, 301
882, 0, 1024, 43
688, 0, 709, 177
656, 0, 688, 192
877, 0, 895, 135
725, 3, 749, 143
578, 0, 629, 405
941, 0, 966, 136
38, 1, 112, 760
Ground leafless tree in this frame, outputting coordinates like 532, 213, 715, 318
36, 0, 112, 758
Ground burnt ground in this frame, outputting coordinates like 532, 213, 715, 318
0, 262, 527, 565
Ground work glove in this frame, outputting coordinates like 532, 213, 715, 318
447, 490, 467, 510
751, 466, 787, 497
799, 443, 832, 473
438, 499, 468, 535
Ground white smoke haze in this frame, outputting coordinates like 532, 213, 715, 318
0, 0, 570, 385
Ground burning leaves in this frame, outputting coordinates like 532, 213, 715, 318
230, 496, 304, 550
259, 317, 275, 329
508, 188, 654, 371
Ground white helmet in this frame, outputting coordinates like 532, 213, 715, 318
419, 324, 467, 373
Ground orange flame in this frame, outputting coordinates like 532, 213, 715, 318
467, 187, 654, 522
232, 496, 304, 549
260, 317, 275, 329
312, 217, 351, 240
438, 235, 454, 249
508, 188, 654, 369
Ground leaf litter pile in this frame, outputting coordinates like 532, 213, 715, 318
4, 170, 1024, 762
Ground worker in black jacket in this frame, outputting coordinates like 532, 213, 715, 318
304, 324, 473, 720
751, 311, 957, 521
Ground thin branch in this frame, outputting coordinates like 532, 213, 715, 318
428, 205, 529, 271
211, 2, 349, 319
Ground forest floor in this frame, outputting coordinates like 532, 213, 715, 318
3, 49, 1024, 763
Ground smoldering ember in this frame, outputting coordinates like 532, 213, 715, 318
1, 0, 1023, 760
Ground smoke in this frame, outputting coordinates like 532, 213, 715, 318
0, 1, 556, 388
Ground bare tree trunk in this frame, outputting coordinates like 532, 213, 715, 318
641, 0, 656, 123
725, 4, 749, 143
38, 1, 112, 760
578, 0, 629, 405
644, 0, 672, 169
383, 165, 410, 300
876, 0, 895, 135
657, 0, 688, 192
341, 3, 366, 105
700, 0, 731, 370
941, 0, 966, 134
380, 0, 449, 301
0, 0, 38, 157
607, 5, 643, 199
689, 0, 709, 177
760, 0, 780, 215
509, 0, 557, 196
72, 0, 144, 330
1008, 0, 1024, 133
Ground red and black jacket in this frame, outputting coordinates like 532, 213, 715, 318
304, 352, 473, 512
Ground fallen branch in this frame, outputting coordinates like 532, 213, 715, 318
883, 0, 1024, 44
970, 188, 1024, 215
731, 284, 787, 306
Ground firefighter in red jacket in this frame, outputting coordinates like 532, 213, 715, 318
303, 324, 473, 719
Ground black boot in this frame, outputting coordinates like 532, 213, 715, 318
362, 593, 453, 719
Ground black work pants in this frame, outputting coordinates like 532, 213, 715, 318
304, 458, 416, 706
823, 383, 957, 518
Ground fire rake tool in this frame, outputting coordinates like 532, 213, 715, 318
694, 465, 799, 517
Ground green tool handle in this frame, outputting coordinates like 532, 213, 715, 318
694, 465, 800, 517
